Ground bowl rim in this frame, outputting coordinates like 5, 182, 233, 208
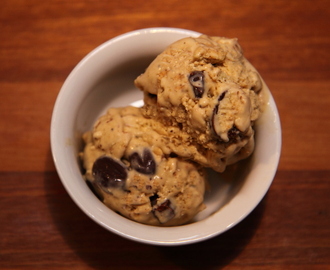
50, 27, 282, 246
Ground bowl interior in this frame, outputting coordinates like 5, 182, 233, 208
51, 28, 281, 246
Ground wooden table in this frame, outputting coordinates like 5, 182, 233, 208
1, 0, 329, 269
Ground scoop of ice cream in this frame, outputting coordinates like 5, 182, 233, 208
135, 35, 263, 172
80, 106, 206, 226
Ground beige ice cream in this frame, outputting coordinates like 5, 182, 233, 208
81, 34, 265, 226
135, 35, 263, 172
80, 106, 206, 226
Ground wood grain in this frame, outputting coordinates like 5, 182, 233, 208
1, 171, 329, 269
1, 0, 329, 269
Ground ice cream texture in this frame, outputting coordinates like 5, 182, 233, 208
135, 35, 263, 172
81, 106, 206, 226
80, 34, 265, 226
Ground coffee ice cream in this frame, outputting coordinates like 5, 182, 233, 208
80, 106, 206, 226
80, 34, 265, 226
135, 35, 263, 172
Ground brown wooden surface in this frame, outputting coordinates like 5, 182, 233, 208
1, 0, 329, 269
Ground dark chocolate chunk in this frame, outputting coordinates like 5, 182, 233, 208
149, 193, 159, 207
169, 152, 178, 158
154, 199, 171, 212
189, 71, 205, 98
212, 89, 248, 142
129, 149, 156, 175
153, 199, 175, 224
227, 126, 242, 141
148, 93, 157, 99
92, 156, 127, 190
211, 62, 224, 67
218, 90, 227, 101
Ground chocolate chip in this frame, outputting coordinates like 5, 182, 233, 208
212, 111, 244, 142
129, 149, 156, 175
211, 91, 231, 140
211, 91, 227, 135
189, 71, 204, 98
169, 152, 178, 158
154, 199, 171, 212
92, 156, 127, 190
227, 126, 243, 142
148, 93, 157, 99
153, 199, 175, 224
211, 62, 224, 67
149, 193, 159, 207
218, 90, 227, 101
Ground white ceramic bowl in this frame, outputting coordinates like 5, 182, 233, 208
51, 27, 281, 246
